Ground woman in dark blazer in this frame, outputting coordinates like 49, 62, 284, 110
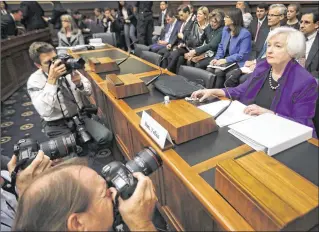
185, 10, 224, 69
58, 14, 84, 48
118, 1, 137, 51
207, 8, 251, 88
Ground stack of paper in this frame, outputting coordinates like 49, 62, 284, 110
228, 113, 313, 156
198, 100, 253, 127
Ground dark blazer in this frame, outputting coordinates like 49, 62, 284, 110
118, 4, 137, 27
248, 18, 269, 59
58, 30, 84, 47
20, 1, 47, 31
49, 4, 67, 30
159, 20, 181, 45
177, 18, 195, 45
306, 32, 319, 80
215, 26, 252, 67
195, 26, 223, 55
158, 10, 167, 27
1, 14, 17, 39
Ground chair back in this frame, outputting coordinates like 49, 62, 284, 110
140, 51, 162, 65
178, 65, 215, 88
93, 33, 116, 46
313, 98, 319, 137
135, 44, 150, 57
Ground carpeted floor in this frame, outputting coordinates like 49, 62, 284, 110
1, 85, 47, 158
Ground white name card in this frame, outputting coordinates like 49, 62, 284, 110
140, 111, 173, 149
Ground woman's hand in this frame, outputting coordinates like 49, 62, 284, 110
191, 89, 225, 102
210, 59, 218, 65
215, 59, 227, 66
244, 104, 274, 116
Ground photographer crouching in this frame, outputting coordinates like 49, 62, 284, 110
27, 42, 113, 154
12, 156, 158, 231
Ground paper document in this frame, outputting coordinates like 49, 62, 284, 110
198, 100, 253, 127
228, 113, 313, 156
207, 62, 236, 71
240, 66, 253, 74
153, 26, 163, 36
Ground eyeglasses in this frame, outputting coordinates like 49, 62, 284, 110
61, 19, 70, 22
300, 20, 312, 25
268, 14, 282, 18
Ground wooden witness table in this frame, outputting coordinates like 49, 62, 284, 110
70, 45, 319, 231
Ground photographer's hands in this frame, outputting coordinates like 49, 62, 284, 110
110, 172, 157, 231
47, 59, 67, 85
7, 151, 51, 195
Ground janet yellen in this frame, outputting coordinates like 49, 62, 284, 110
192, 27, 318, 137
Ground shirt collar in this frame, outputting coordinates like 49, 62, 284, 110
162, 9, 167, 14
185, 14, 192, 24
307, 31, 317, 41
258, 16, 266, 24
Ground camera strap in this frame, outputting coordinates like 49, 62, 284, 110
10, 159, 28, 199
112, 193, 129, 232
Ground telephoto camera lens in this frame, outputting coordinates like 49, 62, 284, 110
40, 133, 77, 160
126, 147, 162, 175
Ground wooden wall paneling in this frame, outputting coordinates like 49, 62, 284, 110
163, 164, 215, 231
1, 57, 18, 100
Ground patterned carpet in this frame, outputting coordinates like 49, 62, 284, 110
1, 85, 47, 158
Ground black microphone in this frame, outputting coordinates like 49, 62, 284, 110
214, 73, 235, 120
145, 55, 166, 86
116, 40, 137, 66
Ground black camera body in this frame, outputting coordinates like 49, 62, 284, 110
101, 147, 162, 199
51, 54, 85, 74
13, 134, 77, 169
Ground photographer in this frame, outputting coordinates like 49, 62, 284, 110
12, 158, 157, 231
27, 42, 112, 148
1, 152, 51, 231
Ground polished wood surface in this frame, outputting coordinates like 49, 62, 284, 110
1, 28, 51, 101
107, 74, 149, 99
150, 100, 218, 144
88, 57, 119, 73
69, 46, 318, 231
216, 152, 319, 231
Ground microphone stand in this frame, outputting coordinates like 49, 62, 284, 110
116, 41, 137, 66
145, 56, 166, 86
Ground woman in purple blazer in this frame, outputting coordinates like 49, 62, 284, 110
207, 8, 252, 88
192, 27, 318, 137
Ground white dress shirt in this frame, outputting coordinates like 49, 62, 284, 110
306, 31, 317, 59
164, 19, 177, 43
27, 69, 92, 121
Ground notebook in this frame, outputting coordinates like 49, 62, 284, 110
198, 100, 253, 127
228, 113, 313, 156
207, 62, 236, 71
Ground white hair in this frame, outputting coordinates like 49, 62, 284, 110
269, 4, 287, 15
266, 27, 306, 59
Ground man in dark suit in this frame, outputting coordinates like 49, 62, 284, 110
135, 2, 153, 46
20, 1, 47, 31
300, 11, 319, 80
150, 11, 181, 53
1, 9, 23, 39
152, 1, 168, 44
248, 3, 269, 59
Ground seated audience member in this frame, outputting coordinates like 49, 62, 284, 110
1, 152, 51, 231
13, 158, 157, 231
1, 9, 23, 39
150, 11, 181, 53
236, 1, 253, 28
207, 8, 251, 88
27, 42, 113, 147
300, 11, 319, 80
166, 6, 209, 73
20, 1, 47, 31
72, 10, 90, 33
152, 1, 168, 43
118, 1, 137, 51
184, 10, 224, 69
90, 8, 104, 33
192, 27, 318, 137
228, 3, 284, 86
158, 5, 195, 71
285, 3, 301, 29
58, 14, 84, 47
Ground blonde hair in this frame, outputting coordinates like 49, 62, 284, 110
60, 14, 80, 35
197, 6, 209, 24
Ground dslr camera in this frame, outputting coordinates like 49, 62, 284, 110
13, 134, 78, 169
51, 54, 85, 74
101, 147, 162, 199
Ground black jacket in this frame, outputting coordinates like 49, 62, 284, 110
49, 3, 67, 30
195, 26, 223, 55
118, 4, 137, 26
20, 1, 47, 31
1, 14, 17, 39
306, 32, 319, 80
177, 18, 195, 45
157, 10, 167, 27
248, 18, 269, 59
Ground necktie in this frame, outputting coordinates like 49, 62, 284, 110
96, 18, 99, 25
58, 78, 78, 117
254, 21, 261, 42
258, 42, 267, 60
161, 12, 165, 26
